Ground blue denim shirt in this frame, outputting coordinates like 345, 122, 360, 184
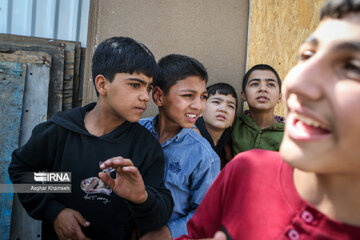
139, 116, 220, 238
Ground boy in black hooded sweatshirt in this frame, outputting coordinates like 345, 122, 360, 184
8, 37, 173, 240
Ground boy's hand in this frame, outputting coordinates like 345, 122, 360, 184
98, 156, 148, 204
139, 225, 171, 240
54, 208, 91, 240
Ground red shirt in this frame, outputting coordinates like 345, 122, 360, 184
176, 149, 360, 240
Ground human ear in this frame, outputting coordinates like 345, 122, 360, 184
152, 86, 165, 107
95, 75, 107, 96
241, 91, 247, 102
277, 92, 282, 104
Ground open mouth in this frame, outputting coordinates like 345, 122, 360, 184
287, 112, 331, 140
185, 113, 198, 122
256, 96, 269, 102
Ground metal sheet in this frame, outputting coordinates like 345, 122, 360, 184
0, 0, 90, 47
0, 61, 26, 240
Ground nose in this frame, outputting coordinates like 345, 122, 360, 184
190, 96, 204, 111
139, 88, 150, 102
218, 104, 227, 113
258, 81, 267, 92
284, 57, 326, 101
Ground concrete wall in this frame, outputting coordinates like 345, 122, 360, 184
82, 0, 250, 116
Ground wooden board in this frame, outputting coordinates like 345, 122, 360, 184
0, 34, 81, 111
0, 51, 51, 240
73, 42, 82, 108
0, 40, 65, 118
0, 62, 26, 240
247, 0, 325, 116
75, 48, 87, 108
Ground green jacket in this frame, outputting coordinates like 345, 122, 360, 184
231, 112, 285, 155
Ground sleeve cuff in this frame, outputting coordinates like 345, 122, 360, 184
127, 189, 156, 213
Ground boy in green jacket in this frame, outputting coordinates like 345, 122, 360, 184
231, 64, 285, 155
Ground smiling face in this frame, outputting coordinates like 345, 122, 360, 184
280, 14, 360, 174
100, 72, 153, 123
242, 70, 282, 112
157, 76, 207, 129
202, 92, 236, 131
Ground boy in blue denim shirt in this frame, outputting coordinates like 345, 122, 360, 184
139, 54, 220, 239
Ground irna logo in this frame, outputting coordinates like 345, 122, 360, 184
34, 172, 71, 182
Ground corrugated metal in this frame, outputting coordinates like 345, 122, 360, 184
0, 0, 90, 47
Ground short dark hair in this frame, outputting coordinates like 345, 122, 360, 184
91, 37, 157, 96
207, 83, 238, 107
321, 0, 360, 20
242, 64, 281, 93
155, 54, 208, 94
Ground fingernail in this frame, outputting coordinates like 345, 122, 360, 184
85, 221, 90, 226
100, 164, 105, 168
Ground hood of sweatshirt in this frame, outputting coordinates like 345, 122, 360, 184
49, 102, 134, 143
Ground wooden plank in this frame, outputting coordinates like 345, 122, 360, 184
5, 52, 51, 240
73, 42, 82, 108
0, 51, 51, 239
77, 47, 86, 108
0, 51, 51, 66
0, 62, 26, 240
247, 0, 325, 116
0, 40, 65, 118
62, 43, 76, 111
0, 34, 79, 111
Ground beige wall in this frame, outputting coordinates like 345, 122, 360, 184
82, 0, 250, 116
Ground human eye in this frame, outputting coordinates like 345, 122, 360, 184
182, 93, 193, 98
200, 95, 208, 101
211, 99, 220, 104
344, 59, 360, 79
147, 85, 153, 92
298, 49, 315, 62
249, 82, 258, 87
129, 82, 140, 88
268, 82, 276, 87
228, 104, 235, 109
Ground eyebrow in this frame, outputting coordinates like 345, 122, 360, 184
248, 78, 277, 83
303, 35, 360, 52
334, 42, 360, 52
127, 78, 153, 86
210, 96, 236, 105
303, 36, 318, 45
180, 89, 208, 94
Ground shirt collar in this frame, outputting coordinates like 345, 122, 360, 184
151, 115, 192, 147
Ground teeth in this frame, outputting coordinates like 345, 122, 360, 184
294, 113, 324, 129
186, 114, 197, 118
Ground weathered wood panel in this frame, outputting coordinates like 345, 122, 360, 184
0, 51, 51, 240
247, 0, 325, 116
0, 40, 64, 118
0, 62, 26, 240
73, 42, 82, 108
0, 34, 81, 111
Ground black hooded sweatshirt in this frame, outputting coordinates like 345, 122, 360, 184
9, 103, 173, 240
